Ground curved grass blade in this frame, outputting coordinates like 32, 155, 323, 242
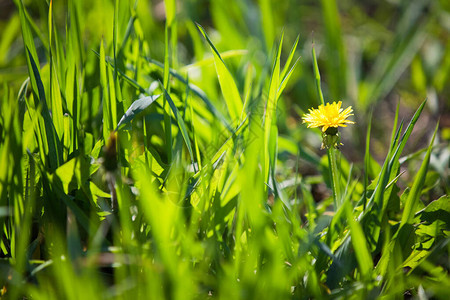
196, 23, 243, 123
91, 49, 147, 94
376, 121, 439, 279
312, 44, 325, 105
363, 110, 373, 210
160, 83, 194, 166
280, 34, 300, 81
116, 94, 161, 130
27, 47, 62, 170
264, 34, 283, 183
398, 121, 439, 229
145, 57, 231, 131
97, 52, 231, 132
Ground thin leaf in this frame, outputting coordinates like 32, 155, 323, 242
160, 83, 194, 166
398, 122, 439, 228
312, 44, 325, 105
196, 23, 243, 122
116, 95, 161, 130
27, 47, 62, 170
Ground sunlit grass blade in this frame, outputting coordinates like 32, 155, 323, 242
163, 6, 173, 163
116, 94, 161, 130
398, 121, 438, 229
263, 34, 283, 184
312, 44, 325, 106
27, 47, 62, 170
144, 56, 231, 130
50, 64, 64, 140
99, 40, 116, 142
185, 79, 202, 171
196, 23, 243, 123
277, 55, 301, 100
160, 84, 195, 167
364, 100, 426, 218
376, 121, 439, 286
363, 110, 373, 210
15, 0, 39, 98
280, 35, 300, 80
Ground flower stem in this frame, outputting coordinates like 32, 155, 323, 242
328, 147, 341, 209
312, 44, 342, 209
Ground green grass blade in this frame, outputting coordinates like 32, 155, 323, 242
15, 0, 39, 97
160, 84, 194, 167
163, 15, 173, 163
116, 95, 161, 130
264, 34, 283, 183
363, 110, 373, 210
144, 57, 231, 130
277, 55, 301, 100
196, 23, 243, 123
50, 63, 64, 141
280, 34, 300, 80
312, 44, 325, 105
27, 47, 62, 170
113, 0, 119, 80
99, 40, 112, 141
398, 122, 439, 228
389, 100, 427, 166
164, 0, 176, 27
365, 100, 426, 216
345, 200, 373, 282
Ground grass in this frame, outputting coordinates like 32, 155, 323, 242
0, 0, 449, 299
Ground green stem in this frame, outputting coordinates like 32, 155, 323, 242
328, 147, 341, 209
312, 45, 325, 105
312, 44, 341, 208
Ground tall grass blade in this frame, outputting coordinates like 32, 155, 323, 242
398, 122, 438, 229
163, 11, 173, 163
27, 48, 62, 170
312, 44, 325, 105
363, 110, 373, 210
160, 84, 195, 167
196, 23, 243, 123
264, 34, 283, 183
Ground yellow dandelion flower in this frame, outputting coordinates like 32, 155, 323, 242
302, 101, 355, 133
303, 101, 355, 149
